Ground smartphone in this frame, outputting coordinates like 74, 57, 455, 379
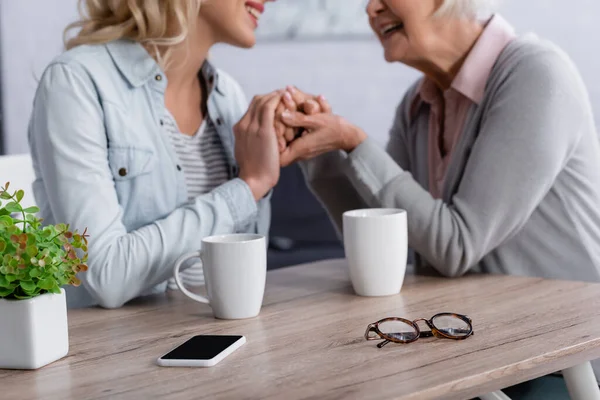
157, 335, 246, 367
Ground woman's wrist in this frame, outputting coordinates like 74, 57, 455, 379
239, 175, 268, 201
341, 126, 368, 153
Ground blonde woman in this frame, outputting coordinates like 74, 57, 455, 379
28, 0, 287, 309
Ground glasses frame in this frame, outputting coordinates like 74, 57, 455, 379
364, 312, 474, 348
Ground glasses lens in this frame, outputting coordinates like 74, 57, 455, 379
432, 314, 471, 337
378, 319, 419, 342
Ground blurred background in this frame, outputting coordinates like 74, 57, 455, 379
1, 0, 598, 268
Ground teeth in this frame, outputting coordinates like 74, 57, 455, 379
246, 6, 262, 20
380, 23, 403, 35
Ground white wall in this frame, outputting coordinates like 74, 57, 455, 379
1, 0, 599, 154
0, 0, 79, 154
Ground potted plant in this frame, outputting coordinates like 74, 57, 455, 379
0, 182, 89, 369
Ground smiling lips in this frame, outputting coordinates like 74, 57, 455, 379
379, 22, 404, 37
245, 1, 264, 27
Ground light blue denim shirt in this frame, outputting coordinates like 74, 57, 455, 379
28, 39, 271, 309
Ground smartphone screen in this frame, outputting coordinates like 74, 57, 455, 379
160, 335, 243, 361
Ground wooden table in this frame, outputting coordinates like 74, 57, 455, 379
2, 259, 600, 400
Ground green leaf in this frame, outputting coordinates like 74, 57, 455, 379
38, 277, 55, 290
5, 274, 17, 283
0, 275, 10, 288
13, 293, 33, 300
22, 206, 40, 214
5, 202, 21, 213
26, 245, 38, 257
0, 215, 13, 226
20, 280, 36, 292
0, 239, 5, 252
0, 191, 11, 200
0, 287, 15, 297
29, 268, 40, 277
22, 286, 41, 297
49, 286, 61, 294
16, 190, 24, 202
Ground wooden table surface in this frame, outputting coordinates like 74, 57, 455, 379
2, 258, 600, 400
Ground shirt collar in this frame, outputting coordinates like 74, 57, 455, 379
451, 14, 516, 103
105, 39, 226, 96
410, 14, 516, 117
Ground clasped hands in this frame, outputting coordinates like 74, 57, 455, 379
234, 86, 367, 200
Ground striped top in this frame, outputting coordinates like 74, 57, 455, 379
165, 106, 230, 290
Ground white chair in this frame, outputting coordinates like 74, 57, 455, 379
0, 153, 36, 207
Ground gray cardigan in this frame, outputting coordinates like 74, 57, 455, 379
302, 34, 600, 283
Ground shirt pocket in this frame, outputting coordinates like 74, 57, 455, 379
107, 146, 156, 226
108, 146, 155, 181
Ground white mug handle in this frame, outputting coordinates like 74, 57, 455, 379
173, 251, 210, 304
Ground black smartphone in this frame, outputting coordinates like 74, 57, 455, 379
157, 335, 246, 367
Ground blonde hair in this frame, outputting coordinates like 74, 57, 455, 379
436, 0, 497, 18
64, 0, 202, 68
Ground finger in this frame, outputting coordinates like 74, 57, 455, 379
246, 93, 279, 135
280, 133, 321, 167
303, 99, 320, 115
280, 110, 321, 129
279, 96, 302, 143
256, 91, 282, 110
275, 98, 295, 147
236, 94, 263, 134
280, 150, 295, 168
278, 137, 287, 152
282, 91, 297, 111
317, 95, 332, 114
286, 85, 313, 107
259, 93, 284, 127
275, 119, 288, 142
248, 94, 265, 114
254, 90, 284, 113
274, 103, 286, 134
253, 91, 282, 122
284, 126, 297, 143
247, 93, 270, 122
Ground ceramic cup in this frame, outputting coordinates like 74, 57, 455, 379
173, 234, 266, 319
343, 209, 408, 296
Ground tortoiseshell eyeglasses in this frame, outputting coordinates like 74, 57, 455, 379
364, 313, 474, 348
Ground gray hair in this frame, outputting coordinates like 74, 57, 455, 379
435, 0, 497, 19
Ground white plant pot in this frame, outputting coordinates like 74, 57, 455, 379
0, 288, 69, 369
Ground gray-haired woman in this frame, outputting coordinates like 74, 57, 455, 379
277, 0, 600, 396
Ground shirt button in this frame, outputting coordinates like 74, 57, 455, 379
177, 165, 182, 171
216, 118, 223, 126
155, 74, 162, 81
118, 168, 127, 177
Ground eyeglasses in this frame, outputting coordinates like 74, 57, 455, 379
364, 313, 474, 348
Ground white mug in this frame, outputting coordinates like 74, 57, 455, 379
173, 234, 266, 319
343, 209, 408, 297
